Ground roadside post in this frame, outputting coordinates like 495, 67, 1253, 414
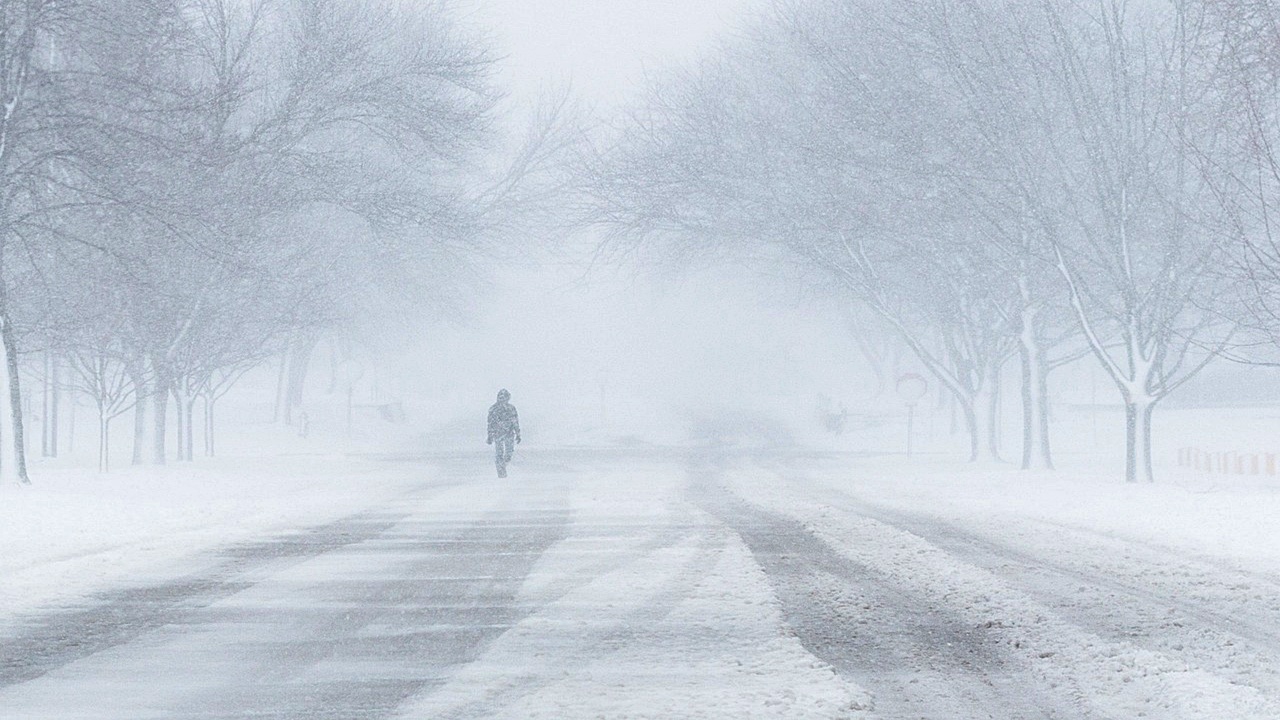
338, 360, 365, 440
896, 373, 928, 457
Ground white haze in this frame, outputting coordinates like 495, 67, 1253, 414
6, 2, 1280, 719
409, 0, 838, 442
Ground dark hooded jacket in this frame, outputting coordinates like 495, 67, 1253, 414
487, 390, 520, 441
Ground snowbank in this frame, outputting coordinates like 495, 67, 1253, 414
800, 453, 1280, 577
0, 454, 428, 628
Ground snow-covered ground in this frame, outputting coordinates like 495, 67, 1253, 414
0, 451, 870, 719
395, 459, 868, 719
0, 453, 428, 628
725, 448, 1280, 718
3, 406, 1280, 718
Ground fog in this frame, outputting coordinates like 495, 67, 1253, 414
6, 1, 1280, 718
401, 0, 857, 446
467, 0, 756, 104
411, 261, 873, 444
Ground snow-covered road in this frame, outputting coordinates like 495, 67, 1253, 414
1, 449, 1276, 718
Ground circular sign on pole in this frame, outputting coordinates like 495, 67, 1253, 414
337, 359, 365, 390
896, 373, 928, 405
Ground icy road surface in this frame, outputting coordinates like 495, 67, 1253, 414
1, 449, 1278, 718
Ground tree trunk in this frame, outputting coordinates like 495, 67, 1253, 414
152, 362, 169, 465
49, 354, 58, 458
204, 396, 215, 457
1125, 397, 1157, 483
67, 388, 75, 455
1019, 343, 1035, 470
1037, 362, 1055, 470
131, 368, 149, 466
1017, 315, 1051, 470
171, 386, 197, 462
955, 363, 1003, 464
0, 338, 14, 481
284, 335, 318, 425
42, 351, 52, 457
172, 386, 186, 461
0, 308, 29, 484
183, 394, 195, 462
98, 413, 109, 473
958, 392, 985, 462
984, 367, 1002, 462
272, 350, 288, 423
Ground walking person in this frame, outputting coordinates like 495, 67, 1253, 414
486, 389, 521, 477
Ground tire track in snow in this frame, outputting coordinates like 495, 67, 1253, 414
174, 503, 576, 719
0, 461, 482, 679
0, 476, 575, 719
0, 509, 410, 689
739, 458, 1280, 717
410, 524, 728, 720
690, 465, 1079, 719
814, 489, 1280, 705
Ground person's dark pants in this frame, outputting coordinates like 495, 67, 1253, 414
494, 434, 516, 477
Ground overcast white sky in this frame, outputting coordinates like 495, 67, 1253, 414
463, 0, 760, 106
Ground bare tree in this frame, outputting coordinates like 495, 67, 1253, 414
1025, 0, 1236, 482
1194, 0, 1280, 367
582, 1, 1022, 461
901, 0, 1094, 469
582, 0, 1244, 481
66, 347, 133, 472
43, 242, 138, 471
83, 0, 500, 462
0, 0, 71, 483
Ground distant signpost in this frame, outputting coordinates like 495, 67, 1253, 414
896, 373, 928, 456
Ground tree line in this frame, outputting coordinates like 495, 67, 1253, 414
0, 0, 508, 478
581, 0, 1280, 482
